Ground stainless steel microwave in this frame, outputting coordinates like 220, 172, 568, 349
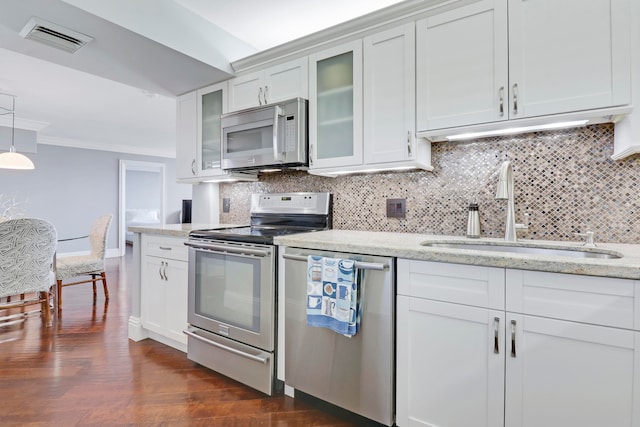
221, 98, 308, 171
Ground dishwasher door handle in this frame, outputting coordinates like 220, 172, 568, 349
282, 253, 389, 271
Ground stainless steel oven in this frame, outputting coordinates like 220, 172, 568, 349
184, 192, 332, 396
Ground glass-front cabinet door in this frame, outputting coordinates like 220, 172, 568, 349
197, 82, 227, 177
309, 40, 363, 170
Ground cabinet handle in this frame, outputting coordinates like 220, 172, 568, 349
510, 320, 517, 358
263, 86, 269, 105
493, 317, 500, 354
191, 159, 196, 175
159, 246, 172, 251
513, 84, 519, 115
258, 87, 263, 105
163, 262, 168, 281
499, 86, 505, 117
309, 143, 314, 166
158, 261, 163, 280
407, 131, 412, 157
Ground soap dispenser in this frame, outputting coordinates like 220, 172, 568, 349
466, 203, 480, 238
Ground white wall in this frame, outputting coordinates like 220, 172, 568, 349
0, 144, 191, 255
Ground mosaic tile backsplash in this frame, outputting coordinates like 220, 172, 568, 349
220, 124, 640, 244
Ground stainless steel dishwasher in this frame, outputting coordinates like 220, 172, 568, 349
283, 247, 395, 426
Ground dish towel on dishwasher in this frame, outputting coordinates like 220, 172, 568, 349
306, 255, 360, 337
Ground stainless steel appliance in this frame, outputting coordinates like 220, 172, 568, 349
221, 98, 308, 171
184, 192, 332, 395
282, 248, 395, 426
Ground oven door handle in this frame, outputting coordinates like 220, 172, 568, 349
183, 328, 270, 364
282, 253, 389, 271
185, 241, 270, 257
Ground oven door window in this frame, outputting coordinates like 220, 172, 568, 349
194, 251, 260, 332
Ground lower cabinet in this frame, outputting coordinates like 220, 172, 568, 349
140, 235, 188, 350
397, 259, 640, 427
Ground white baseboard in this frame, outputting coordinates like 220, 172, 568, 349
128, 316, 148, 342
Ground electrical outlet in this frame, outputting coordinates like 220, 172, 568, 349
386, 198, 406, 218
223, 198, 230, 213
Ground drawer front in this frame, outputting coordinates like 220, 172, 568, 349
141, 235, 188, 261
398, 259, 505, 310
506, 269, 636, 329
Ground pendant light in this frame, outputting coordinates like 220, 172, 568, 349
0, 95, 35, 170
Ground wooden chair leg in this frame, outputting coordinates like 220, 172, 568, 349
56, 280, 63, 312
101, 272, 109, 300
40, 291, 52, 327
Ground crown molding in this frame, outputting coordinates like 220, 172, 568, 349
0, 116, 50, 131
231, 0, 467, 72
37, 135, 175, 158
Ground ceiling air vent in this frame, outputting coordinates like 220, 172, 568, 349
19, 17, 93, 54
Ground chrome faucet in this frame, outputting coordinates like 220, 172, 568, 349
495, 161, 527, 241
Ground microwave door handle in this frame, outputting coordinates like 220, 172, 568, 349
273, 105, 282, 162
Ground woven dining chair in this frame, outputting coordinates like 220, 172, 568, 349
55, 214, 112, 311
0, 218, 57, 327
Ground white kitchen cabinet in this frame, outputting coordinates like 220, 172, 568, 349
416, 0, 508, 131
364, 23, 430, 168
228, 57, 308, 111
397, 296, 505, 427
140, 235, 188, 350
309, 40, 363, 170
417, 0, 631, 134
505, 313, 638, 427
397, 260, 506, 427
175, 84, 256, 183
176, 91, 198, 180
508, 0, 631, 119
197, 82, 227, 177
397, 259, 640, 427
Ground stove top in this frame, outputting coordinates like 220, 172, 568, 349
189, 226, 322, 244
189, 192, 332, 245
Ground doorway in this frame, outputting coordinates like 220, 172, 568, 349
118, 160, 166, 256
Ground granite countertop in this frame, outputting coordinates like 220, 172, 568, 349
128, 223, 245, 238
275, 230, 640, 280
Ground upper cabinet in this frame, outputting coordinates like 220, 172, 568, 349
309, 26, 432, 176
175, 82, 256, 183
197, 82, 226, 176
228, 57, 308, 112
309, 40, 363, 170
176, 91, 198, 180
508, 0, 630, 119
417, 0, 631, 134
416, 0, 508, 131
364, 23, 420, 166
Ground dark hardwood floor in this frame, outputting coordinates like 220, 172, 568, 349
0, 248, 356, 426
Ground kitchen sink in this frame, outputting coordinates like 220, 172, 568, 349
421, 241, 622, 259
